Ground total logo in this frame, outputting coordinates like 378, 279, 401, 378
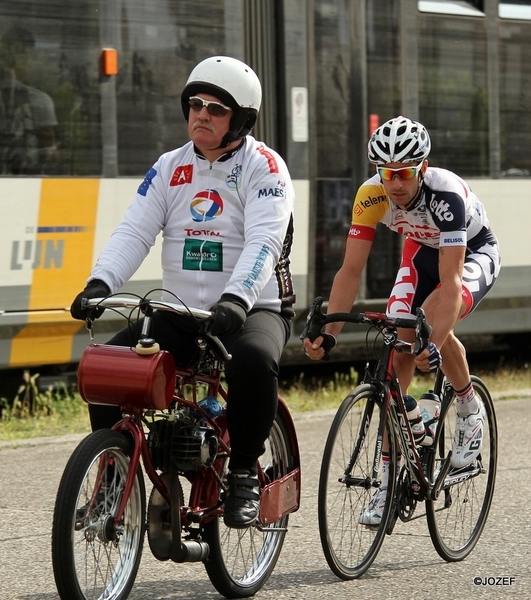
190, 189, 224, 222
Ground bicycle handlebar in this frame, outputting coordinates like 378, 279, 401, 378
82, 296, 232, 362
83, 296, 212, 320
300, 296, 432, 356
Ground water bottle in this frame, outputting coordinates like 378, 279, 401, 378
403, 394, 426, 445
197, 396, 223, 419
419, 391, 441, 443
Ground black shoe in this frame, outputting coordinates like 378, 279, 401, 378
223, 470, 260, 529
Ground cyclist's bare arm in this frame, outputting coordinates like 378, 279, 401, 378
303, 237, 372, 360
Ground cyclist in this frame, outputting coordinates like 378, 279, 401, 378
303, 116, 500, 525
70, 56, 296, 529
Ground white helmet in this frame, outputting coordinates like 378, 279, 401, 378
181, 56, 262, 147
368, 116, 431, 164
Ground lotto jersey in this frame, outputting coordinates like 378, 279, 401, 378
349, 167, 496, 251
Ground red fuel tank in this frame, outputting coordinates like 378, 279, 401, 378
78, 344, 176, 410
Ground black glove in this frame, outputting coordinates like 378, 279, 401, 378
320, 333, 337, 357
70, 279, 110, 320
207, 294, 247, 336
309, 333, 337, 362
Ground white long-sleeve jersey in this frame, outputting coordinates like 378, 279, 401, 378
90, 136, 296, 316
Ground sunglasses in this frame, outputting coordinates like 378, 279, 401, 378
188, 96, 232, 118
377, 165, 422, 181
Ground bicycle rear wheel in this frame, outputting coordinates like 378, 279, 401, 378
426, 375, 497, 561
203, 409, 295, 598
318, 384, 397, 580
52, 429, 146, 600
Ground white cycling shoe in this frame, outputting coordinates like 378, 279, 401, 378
451, 399, 486, 469
358, 487, 387, 527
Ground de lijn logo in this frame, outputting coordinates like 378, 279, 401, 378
190, 189, 224, 223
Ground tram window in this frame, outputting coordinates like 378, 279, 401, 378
365, 2, 402, 299
314, 0, 353, 179
116, 1, 245, 176
315, 179, 353, 296
499, 20, 531, 175
366, 0, 401, 177
314, 1, 402, 300
0, 1, 101, 176
366, 224, 402, 300
418, 14, 488, 176
314, 178, 402, 301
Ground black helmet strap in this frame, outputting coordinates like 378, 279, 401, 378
181, 83, 257, 149
220, 110, 256, 148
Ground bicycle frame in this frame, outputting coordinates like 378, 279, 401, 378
302, 297, 453, 506
371, 335, 453, 505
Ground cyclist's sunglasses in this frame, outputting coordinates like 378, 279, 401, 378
377, 165, 422, 181
188, 96, 232, 118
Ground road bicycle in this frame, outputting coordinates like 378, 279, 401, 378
51, 293, 300, 600
302, 297, 497, 580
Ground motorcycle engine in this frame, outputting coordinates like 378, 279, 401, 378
147, 408, 218, 472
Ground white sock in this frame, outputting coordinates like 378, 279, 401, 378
455, 382, 479, 416
380, 455, 390, 488
380, 453, 401, 488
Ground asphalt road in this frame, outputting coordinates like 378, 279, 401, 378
1, 391, 530, 600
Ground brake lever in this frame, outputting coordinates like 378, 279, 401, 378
84, 317, 95, 342
299, 296, 326, 342
197, 314, 232, 362
413, 307, 432, 355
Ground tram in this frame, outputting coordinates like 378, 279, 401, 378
1, 0, 530, 394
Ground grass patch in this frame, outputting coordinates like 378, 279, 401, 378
0, 373, 90, 442
1, 361, 528, 442
0, 405, 90, 441
278, 362, 530, 412
277, 368, 435, 412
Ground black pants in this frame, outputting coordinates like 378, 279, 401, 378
88, 309, 291, 472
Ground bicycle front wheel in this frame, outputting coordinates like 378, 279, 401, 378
426, 375, 497, 561
52, 429, 146, 600
318, 385, 397, 580
203, 409, 294, 598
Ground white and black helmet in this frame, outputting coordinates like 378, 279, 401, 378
181, 56, 262, 148
368, 116, 431, 164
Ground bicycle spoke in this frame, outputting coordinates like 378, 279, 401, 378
202, 412, 293, 596
52, 430, 145, 600
318, 386, 396, 579
426, 376, 497, 561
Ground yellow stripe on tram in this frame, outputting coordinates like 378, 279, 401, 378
10, 179, 100, 367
